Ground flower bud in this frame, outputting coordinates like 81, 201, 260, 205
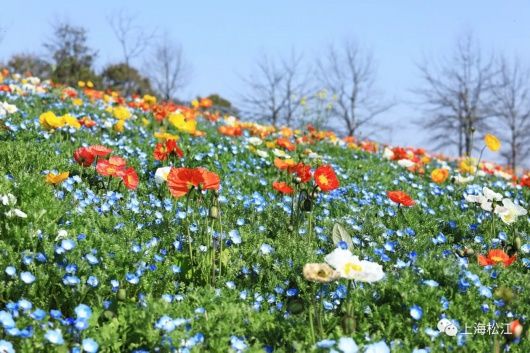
117, 288, 127, 301
209, 206, 219, 219
514, 237, 522, 251
341, 314, 356, 334
286, 297, 304, 315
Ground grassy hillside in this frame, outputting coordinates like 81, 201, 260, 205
0, 75, 529, 353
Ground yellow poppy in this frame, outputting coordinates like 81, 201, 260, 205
484, 134, 501, 152
46, 172, 69, 185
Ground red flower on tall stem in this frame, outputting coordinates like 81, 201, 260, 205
314, 165, 339, 192
88, 145, 112, 157
167, 167, 220, 198
387, 191, 415, 207
477, 249, 516, 267
153, 139, 184, 161
73, 147, 95, 167
272, 181, 294, 194
119, 167, 139, 190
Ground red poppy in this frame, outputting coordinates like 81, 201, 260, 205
96, 159, 125, 177
167, 167, 220, 198
521, 174, 530, 188
477, 249, 516, 267
119, 167, 139, 190
387, 191, 415, 207
153, 139, 184, 161
290, 163, 312, 183
73, 147, 95, 167
272, 181, 294, 194
508, 320, 523, 338
88, 145, 112, 157
314, 165, 339, 192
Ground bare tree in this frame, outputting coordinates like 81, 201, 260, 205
490, 57, 530, 171
415, 33, 496, 156
316, 40, 393, 138
108, 10, 156, 94
241, 50, 310, 126
148, 34, 191, 101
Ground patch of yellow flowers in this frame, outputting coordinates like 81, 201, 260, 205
39, 111, 81, 130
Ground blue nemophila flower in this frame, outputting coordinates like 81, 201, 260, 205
338, 337, 358, 353
365, 340, 390, 353
30, 308, 46, 320
0, 311, 15, 329
61, 239, 76, 251
5, 266, 16, 277
410, 305, 423, 320
50, 310, 62, 320
260, 244, 273, 255
286, 288, 298, 297
316, 339, 335, 348
20, 271, 35, 284
0, 340, 14, 353
45, 329, 64, 345
230, 335, 247, 351
63, 275, 80, 285
85, 254, 99, 265
75, 304, 92, 320
75, 318, 89, 331
229, 230, 242, 244
87, 276, 99, 287
82, 338, 99, 353
18, 299, 32, 311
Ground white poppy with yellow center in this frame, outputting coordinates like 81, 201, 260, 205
325, 248, 385, 283
155, 166, 172, 185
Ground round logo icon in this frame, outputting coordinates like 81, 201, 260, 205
437, 319, 458, 336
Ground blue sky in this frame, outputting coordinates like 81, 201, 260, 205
1, 1, 529, 155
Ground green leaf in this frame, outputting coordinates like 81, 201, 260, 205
332, 223, 353, 249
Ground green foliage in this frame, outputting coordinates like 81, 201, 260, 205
44, 23, 99, 86
101, 63, 152, 96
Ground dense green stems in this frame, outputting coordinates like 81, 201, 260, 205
185, 188, 194, 270
473, 145, 487, 178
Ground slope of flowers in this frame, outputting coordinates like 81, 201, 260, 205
0, 73, 529, 353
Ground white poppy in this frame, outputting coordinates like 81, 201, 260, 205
155, 167, 172, 185
324, 248, 384, 283
255, 149, 269, 159
397, 159, 415, 168
454, 174, 474, 184
272, 149, 290, 158
382, 147, 394, 160
494, 198, 527, 224
247, 137, 263, 146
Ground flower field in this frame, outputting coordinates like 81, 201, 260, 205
0, 73, 530, 353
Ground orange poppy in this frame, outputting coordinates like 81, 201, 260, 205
274, 158, 296, 170
314, 165, 339, 192
167, 167, 220, 198
387, 191, 415, 207
119, 167, 139, 190
276, 137, 296, 151
431, 168, 449, 184
272, 181, 294, 194
477, 249, 516, 267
